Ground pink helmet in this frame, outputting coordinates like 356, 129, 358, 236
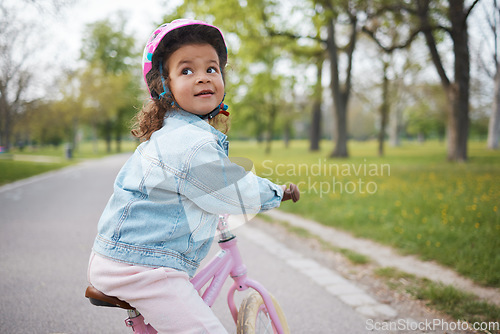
142, 19, 227, 99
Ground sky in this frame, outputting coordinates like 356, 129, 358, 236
50, 0, 173, 68
8, 0, 182, 98
6, 0, 496, 105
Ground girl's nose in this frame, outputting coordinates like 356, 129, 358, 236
196, 73, 210, 83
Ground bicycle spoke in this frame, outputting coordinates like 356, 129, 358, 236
256, 308, 274, 333
237, 292, 288, 334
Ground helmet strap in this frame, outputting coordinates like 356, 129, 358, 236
198, 93, 229, 120
158, 59, 172, 100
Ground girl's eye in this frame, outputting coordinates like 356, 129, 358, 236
182, 68, 193, 75
207, 67, 218, 74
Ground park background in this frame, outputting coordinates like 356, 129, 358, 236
1, 0, 499, 328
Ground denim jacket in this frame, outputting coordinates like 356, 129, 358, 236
93, 110, 283, 277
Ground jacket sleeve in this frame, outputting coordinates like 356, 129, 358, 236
178, 139, 283, 215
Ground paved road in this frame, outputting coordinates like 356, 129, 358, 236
0, 154, 370, 333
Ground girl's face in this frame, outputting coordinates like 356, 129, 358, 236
166, 43, 224, 116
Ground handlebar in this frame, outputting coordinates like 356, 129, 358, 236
282, 183, 300, 202
217, 183, 299, 241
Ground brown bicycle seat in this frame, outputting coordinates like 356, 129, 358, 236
85, 285, 134, 310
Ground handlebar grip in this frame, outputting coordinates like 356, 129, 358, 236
282, 183, 300, 202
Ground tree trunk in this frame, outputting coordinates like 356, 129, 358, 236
2, 109, 12, 151
310, 60, 323, 152
115, 110, 123, 153
420, 0, 470, 162
71, 117, 79, 152
378, 61, 390, 157
331, 96, 349, 157
283, 120, 290, 149
265, 104, 277, 154
91, 122, 98, 154
0, 112, 9, 150
0, 91, 12, 150
487, 70, 500, 149
447, 0, 470, 162
445, 83, 468, 161
104, 119, 112, 154
116, 135, 122, 153
326, 16, 355, 158
389, 106, 402, 147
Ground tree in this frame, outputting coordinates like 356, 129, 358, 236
388, 51, 426, 147
0, 0, 75, 151
237, 0, 363, 156
261, 5, 326, 151
365, 0, 481, 161
0, 3, 34, 150
77, 64, 139, 153
415, 0, 480, 161
319, 0, 362, 158
488, 61, 500, 149
19, 99, 73, 147
377, 59, 390, 156
362, 3, 420, 155
405, 84, 447, 141
79, 15, 140, 153
80, 14, 137, 75
310, 58, 325, 151
482, 0, 500, 149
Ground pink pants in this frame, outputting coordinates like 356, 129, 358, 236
87, 252, 228, 334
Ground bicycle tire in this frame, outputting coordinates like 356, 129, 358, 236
237, 291, 290, 334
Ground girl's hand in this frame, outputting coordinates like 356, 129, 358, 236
281, 183, 300, 202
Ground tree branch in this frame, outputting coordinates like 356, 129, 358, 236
423, 26, 450, 88
344, 15, 357, 98
434, 24, 452, 35
260, 5, 326, 46
465, 0, 482, 20
362, 26, 421, 53
267, 29, 326, 44
365, 3, 420, 19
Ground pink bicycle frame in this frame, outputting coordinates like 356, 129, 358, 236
124, 215, 285, 334
192, 237, 285, 333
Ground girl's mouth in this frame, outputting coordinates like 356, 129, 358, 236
195, 90, 214, 96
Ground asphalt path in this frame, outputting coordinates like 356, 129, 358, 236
0, 154, 370, 334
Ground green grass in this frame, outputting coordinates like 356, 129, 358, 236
0, 159, 71, 186
259, 214, 371, 265
375, 267, 500, 332
230, 139, 500, 287
0, 140, 139, 186
9, 140, 139, 159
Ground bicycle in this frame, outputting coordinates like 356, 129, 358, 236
85, 184, 300, 334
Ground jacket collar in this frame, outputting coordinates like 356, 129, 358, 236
164, 109, 227, 144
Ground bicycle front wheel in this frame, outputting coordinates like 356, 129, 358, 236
237, 291, 290, 334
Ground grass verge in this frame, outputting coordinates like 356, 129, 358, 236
259, 213, 499, 332
232, 140, 500, 287
0, 140, 138, 186
375, 267, 500, 333
0, 159, 71, 186
258, 214, 370, 265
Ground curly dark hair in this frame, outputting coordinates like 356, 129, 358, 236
131, 25, 229, 141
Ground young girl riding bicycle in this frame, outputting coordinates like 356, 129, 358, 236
87, 19, 298, 333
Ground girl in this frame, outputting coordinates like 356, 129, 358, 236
88, 19, 298, 333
